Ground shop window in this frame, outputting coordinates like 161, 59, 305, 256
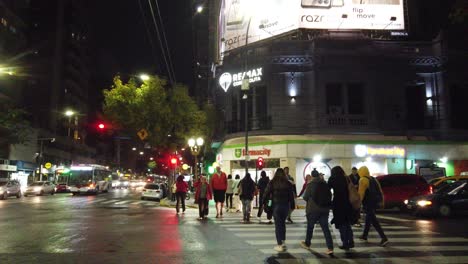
326, 83, 343, 115
347, 83, 365, 115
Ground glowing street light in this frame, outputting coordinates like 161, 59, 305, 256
196, 5, 203, 13
188, 137, 204, 180
132, 147, 137, 151
140, 74, 150, 81
64, 110, 76, 137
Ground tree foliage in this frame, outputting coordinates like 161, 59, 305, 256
103, 75, 209, 149
0, 103, 31, 144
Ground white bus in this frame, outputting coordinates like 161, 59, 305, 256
67, 165, 112, 195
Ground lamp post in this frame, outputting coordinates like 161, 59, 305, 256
64, 110, 75, 137
188, 137, 204, 180
37, 137, 55, 182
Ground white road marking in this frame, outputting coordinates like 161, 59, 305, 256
246, 237, 468, 245
259, 245, 468, 254
236, 230, 436, 237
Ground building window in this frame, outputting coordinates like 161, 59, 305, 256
326, 83, 343, 115
347, 83, 365, 115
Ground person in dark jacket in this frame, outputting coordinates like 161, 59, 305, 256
300, 169, 334, 255
239, 173, 256, 222
328, 166, 356, 250
256, 171, 270, 220
263, 168, 296, 252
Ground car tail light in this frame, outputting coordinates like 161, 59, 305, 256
429, 185, 433, 194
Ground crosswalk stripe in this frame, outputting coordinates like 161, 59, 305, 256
226, 226, 411, 231
130, 201, 144, 205
114, 200, 132, 205
236, 231, 436, 237
100, 199, 119, 204
278, 256, 468, 264
258, 245, 468, 254
246, 237, 468, 245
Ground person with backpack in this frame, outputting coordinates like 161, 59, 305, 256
239, 173, 257, 222
357, 166, 389, 247
263, 168, 296, 252
300, 169, 334, 255
328, 166, 357, 251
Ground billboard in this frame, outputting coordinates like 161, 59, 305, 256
219, 0, 405, 56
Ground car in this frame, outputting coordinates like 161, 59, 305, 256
141, 183, 163, 201
130, 180, 144, 189
24, 181, 55, 196
429, 176, 468, 191
119, 180, 130, 189
55, 183, 70, 193
405, 180, 468, 217
0, 180, 22, 199
376, 174, 432, 209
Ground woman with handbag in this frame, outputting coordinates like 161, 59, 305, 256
328, 166, 357, 250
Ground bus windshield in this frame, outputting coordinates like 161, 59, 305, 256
69, 171, 93, 186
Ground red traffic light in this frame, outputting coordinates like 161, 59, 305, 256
98, 123, 105, 129
170, 158, 177, 165
256, 157, 264, 170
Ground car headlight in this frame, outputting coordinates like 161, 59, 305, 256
417, 200, 432, 207
404, 200, 408, 205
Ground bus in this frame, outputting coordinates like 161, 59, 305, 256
67, 164, 112, 195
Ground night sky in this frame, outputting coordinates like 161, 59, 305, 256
87, 0, 194, 111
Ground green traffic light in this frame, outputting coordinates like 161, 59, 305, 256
208, 166, 215, 174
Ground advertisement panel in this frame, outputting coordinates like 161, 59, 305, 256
219, 0, 405, 55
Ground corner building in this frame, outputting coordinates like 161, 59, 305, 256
205, 0, 468, 191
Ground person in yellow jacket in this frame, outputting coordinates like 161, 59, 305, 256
357, 166, 389, 247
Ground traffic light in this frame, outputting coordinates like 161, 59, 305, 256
256, 157, 264, 170
98, 123, 105, 129
170, 157, 178, 168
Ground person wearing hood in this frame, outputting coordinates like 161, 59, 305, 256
300, 169, 334, 255
357, 166, 389, 247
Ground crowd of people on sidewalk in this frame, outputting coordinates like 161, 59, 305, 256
178, 165, 388, 255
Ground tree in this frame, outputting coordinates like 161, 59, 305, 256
103, 75, 209, 149
0, 103, 31, 145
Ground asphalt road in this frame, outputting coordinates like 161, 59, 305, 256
0, 189, 467, 264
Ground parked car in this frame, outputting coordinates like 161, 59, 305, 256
55, 183, 70, 193
429, 176, 468, 191
405, 180, 468, 217
24, 181, 55, 196
0, 180, 22, 199
376, 174, 432, 209
141, 183, 163, 201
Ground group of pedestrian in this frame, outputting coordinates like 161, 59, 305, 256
264, 165, 388, 255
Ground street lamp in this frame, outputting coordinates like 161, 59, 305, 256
188, 137, 204, 180
140, 74, 150, 81
37, 138, 55, 182
64, 110, 75, 137
196, 5, 203, 13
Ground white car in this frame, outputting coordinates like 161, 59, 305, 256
141, 183, 163, 201
0, 180, 22, 199
24, 181, 55, 196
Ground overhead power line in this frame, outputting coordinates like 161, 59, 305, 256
153, 0, 176, 84
137, 0, 161, 73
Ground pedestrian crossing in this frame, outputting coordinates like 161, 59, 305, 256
180, 210, 468, 263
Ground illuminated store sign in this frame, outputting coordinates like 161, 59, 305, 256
354, 144, 405, 158
234, 147, 271, 158
219, 67, 263, 92
219, 0, 405, 56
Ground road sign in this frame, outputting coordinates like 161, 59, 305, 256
137, 129, 148, 141
44, 162, 52, 169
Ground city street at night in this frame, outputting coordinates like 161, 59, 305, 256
1, 190, 467, 264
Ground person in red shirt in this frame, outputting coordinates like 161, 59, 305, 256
175, 175, 189, 214
211, 166, 228, 218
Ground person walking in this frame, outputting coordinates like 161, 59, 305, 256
298, 174, 312, 197
225, 174, 235, 212
328, 166, 357, 250
256, 171, 270, 221
233, 174, 242, 212
349, 167, 362, 227
284, 167, 297, 223
238, 173, 256, 223
300, 169, 334, 255
263, 168, 296, 252
195, 176, 212, 220
211, 166, 228, 218
357, 166, 389, 247
175, 175, 189, 214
